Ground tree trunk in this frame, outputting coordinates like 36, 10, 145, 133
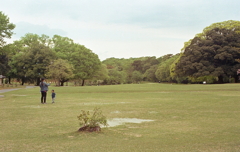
36, 77, 40, 86
235, 75, 239, 83
57, 80, 60, 86
21, 77, 25, 85
81, 79, 85, 86
8, 76, 11, 84
217, 76, 223, 84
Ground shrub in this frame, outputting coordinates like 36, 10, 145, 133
77, 107, 108, 132
188, 76, 217, 84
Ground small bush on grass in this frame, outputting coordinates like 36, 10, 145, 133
77, 107, 108, 132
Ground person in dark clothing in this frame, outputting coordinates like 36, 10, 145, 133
39, 78, 50, 104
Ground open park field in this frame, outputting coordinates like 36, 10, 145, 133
1, 83, 240, 152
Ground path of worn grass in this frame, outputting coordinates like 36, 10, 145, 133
1, 83, 240, 152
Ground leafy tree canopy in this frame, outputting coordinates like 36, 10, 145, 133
181, 20, 240, 51
9, 34, 56, 85
156, 54, 180, 82
92, 64, 109, 81
175, 27, 240, 83
70, 43, 101, 86
51, 35, 74, 59
46, 59, 74, 86
132, 70, 143, 83
0, 11, 15, 47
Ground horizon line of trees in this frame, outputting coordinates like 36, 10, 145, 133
1, 11, 240, 86
92, 20, 240, 85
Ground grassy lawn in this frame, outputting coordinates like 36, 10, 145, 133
1, 83, 240, 152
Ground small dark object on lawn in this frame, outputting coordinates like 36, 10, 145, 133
78, 125, 101, 132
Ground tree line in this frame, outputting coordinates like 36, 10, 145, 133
1, 11, 240, 85
95, 20, 240, 84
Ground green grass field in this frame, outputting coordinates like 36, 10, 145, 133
1, 83, 240, 152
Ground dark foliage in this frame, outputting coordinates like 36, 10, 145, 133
0, 54, 10, 75
175, 28, 240, 83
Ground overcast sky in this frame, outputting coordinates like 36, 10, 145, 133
1, 0, 240, 60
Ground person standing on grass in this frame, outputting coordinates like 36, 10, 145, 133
51, 90, 56, 103
39, 78, 50, 104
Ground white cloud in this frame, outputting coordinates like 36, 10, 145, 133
12, 22, 67, 39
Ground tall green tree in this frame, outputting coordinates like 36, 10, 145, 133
175, 27, 240, 83
46, 59, 74, 86
51, 35, 102, 86
0, 12, 15, 76
0, 11, 15, 47
10, 34, 56, 85
70, 44, 101, 86
181, 20, 240, 52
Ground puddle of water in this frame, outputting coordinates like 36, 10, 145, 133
105, 118, 154, 127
